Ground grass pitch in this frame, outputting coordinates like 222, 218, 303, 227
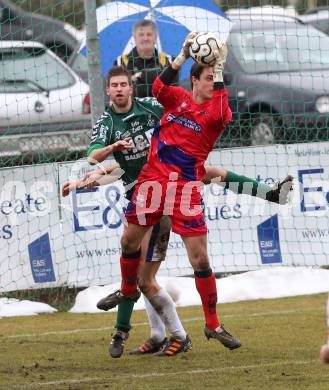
0, 293, 328, 390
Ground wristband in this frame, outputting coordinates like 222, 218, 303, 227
160, 65, 179, 85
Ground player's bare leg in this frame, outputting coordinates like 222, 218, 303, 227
139, 228, 164, 297
182, 234, 241, 350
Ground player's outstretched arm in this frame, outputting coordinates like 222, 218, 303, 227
61, 163, 123, 197
203, 166, 293, 205
61, 180, 90, 197
152, 33, 197, 107
61, 174, 104, 197
83, 164, 124, 190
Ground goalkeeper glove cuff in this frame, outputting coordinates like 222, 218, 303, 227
172, 53, 186, 68
213, 69, 223, 83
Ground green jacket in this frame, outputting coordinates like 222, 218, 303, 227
115, 47, 178, 97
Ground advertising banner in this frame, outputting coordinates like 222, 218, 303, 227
1, 142, 329, 291
0, 164, 60, 292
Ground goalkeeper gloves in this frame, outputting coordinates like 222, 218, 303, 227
173, 31, 198, 68
212, 42, 228, 83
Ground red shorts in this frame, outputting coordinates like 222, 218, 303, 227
125, 179, 207, 237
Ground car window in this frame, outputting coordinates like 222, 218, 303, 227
312, 20, 329, 35
230, 25, 329, 73
0, 79, 45, 93
71, 51, 88, 74
0, 47, 75, 93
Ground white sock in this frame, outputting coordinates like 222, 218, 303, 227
143, 294, 166, 343
148, 287, 186, 341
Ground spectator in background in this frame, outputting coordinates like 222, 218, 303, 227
115, 19, 178, 97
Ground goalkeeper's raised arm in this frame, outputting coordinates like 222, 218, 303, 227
152, 32, 198, 109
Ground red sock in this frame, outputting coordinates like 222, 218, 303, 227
120, 250, 141, 295
195, 271, 221, 330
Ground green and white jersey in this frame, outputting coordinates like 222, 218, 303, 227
87, 97, 163, 188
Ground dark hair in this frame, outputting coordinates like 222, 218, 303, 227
106, 66, 132, 87
133, 19, 157, 34
190, 63, 208, 89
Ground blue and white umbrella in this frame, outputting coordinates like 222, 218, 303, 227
80, 0, 231, 80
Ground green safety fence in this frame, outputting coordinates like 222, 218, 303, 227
1, 0, 329, 167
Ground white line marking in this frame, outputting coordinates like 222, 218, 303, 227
1, 360, 313, 389
6, 308, 320, 339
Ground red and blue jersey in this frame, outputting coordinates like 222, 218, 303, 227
138, 76, 232, 184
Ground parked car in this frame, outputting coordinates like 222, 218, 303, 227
226, 6, 299, 20
219, 15, 329, 146
0, 41, 91, 162
67, 44, 89, 84
304, 6, 329, 14
0, 0, 79, 62
300, 9, 329, 35
67, 43, 110, 110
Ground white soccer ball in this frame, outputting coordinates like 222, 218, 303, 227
189, 32, 221, 66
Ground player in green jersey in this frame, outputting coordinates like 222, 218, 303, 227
63, 65, 293, 358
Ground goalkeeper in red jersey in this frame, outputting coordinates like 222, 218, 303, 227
100, 33, 243, 353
